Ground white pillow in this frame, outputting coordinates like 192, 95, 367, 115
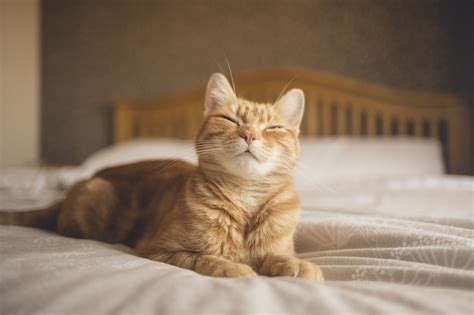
81, 137, 444, 192
82, 138, 197, 174
295, 137, 444, 191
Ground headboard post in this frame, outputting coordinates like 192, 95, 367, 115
447, 105, 471, 174
114, 104, 135, 143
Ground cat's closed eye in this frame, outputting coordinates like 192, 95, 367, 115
265, 125, 284, 130
215, 115, 240, 126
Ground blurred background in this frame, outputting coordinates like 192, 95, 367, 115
1, 0, 473, 173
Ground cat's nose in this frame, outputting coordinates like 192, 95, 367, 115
239, 126, 259, 146
241, 134, 257, 145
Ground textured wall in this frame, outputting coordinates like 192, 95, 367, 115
1, 0, 39, 167
42, 0, 464, 164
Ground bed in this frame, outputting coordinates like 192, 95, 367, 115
1, 68, 473, 315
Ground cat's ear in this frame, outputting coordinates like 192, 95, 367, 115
275, 89, 305, 131
204, 73, 236, 116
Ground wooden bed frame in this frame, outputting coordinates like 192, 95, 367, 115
113, 68, 471, 175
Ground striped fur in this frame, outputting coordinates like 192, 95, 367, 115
0, 73, 323, 280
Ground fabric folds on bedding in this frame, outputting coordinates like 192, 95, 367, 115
1, 172, 473, 314
297, 211, 474, 290
0, 213, 474, 314
1, 209, 473, 314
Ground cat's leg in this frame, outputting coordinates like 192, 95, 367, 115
258, 253, 324, 281
149, 252, 257, 278
57, 177, 131, 243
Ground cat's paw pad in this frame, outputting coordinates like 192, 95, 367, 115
223, 263, 257, 278
210, 262, 257, 278
260, 254, 324, 281
298, 260, 324, 281
263, 256, 300, 277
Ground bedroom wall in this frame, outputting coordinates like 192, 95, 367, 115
41, 0, 468, 167
0, 0, 40, 167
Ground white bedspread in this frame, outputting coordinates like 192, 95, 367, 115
1, 172, 473, 315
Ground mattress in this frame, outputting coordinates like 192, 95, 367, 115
1, 168, 473, 315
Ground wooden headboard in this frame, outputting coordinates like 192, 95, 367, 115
113, 67, 471, 175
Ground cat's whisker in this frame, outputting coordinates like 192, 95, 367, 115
273, 76, 297, 106
224, 55, 236, 94
145, 151, 199, 174
294, 170, 336, 194
215, 60, 225, 79
256, 151, 338, 194
293, 161, 339, 194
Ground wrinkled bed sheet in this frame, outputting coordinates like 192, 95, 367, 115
1, 170, 473, 315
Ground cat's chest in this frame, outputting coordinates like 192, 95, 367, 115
213, 206, 289, 262
215, 222, 259, 262
233, 191, 265, 214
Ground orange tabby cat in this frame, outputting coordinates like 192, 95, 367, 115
0, 73, 323, 280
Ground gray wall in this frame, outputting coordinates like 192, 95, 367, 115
42, 0, 469, 165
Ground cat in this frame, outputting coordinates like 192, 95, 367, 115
0, 73, 324, 280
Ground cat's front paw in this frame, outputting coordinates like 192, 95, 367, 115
205, 262, 257, 278
259, 253, 324, 281
298, 259, 324, 281
193, 255, 257, 278
221, 263, 257, 278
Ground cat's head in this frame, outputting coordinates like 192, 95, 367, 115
196, 73, 304, 179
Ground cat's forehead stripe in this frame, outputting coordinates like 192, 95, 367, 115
236, 101, 273, 123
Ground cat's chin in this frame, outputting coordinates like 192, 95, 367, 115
221, 154, 274, 179
234, 151, 260, 162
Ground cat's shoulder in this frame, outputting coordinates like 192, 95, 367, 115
94, 159, 197, 180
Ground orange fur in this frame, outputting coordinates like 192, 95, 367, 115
0, 73, 323, 280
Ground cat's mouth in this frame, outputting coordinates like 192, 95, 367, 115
235, 150, 260, 162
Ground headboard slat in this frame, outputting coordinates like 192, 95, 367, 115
305, 92, 318, 136
336, 102, 346, 135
